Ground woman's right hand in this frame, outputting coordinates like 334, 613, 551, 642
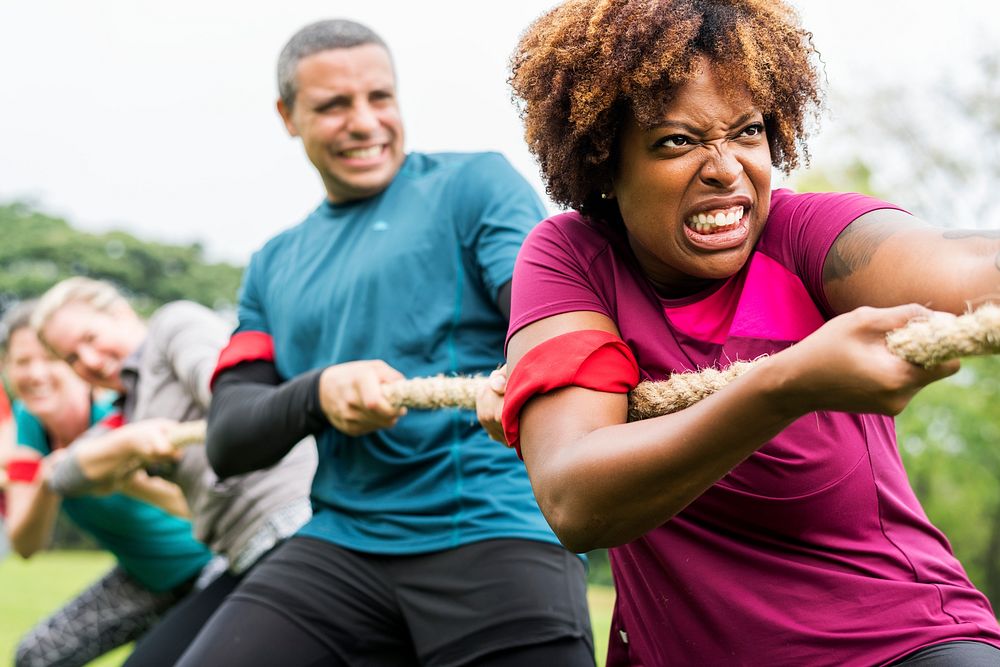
769, 304, 960, 418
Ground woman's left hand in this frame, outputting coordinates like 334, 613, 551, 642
477, 366, 508, 445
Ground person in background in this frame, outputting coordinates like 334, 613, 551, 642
177, 18, 594, 667
31, 277, 317, 667
1, 300, 214, 667
502, 1, 1000, 665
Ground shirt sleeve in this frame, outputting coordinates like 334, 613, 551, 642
210, 249, 278, 386
150, 302, 233, 410
234, 249, 271, 336
12, 401, 51, 456
453, 152, 547, 300
506, 213, 616, 350
764, 190, 906, 317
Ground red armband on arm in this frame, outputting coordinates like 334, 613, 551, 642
7, 458, 42, 483
502, 330, 639, 458
210, 331, 276, 389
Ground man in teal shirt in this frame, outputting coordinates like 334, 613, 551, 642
180, 18, 593, 667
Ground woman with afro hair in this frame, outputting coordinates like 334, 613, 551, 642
503, 0, 1000, 664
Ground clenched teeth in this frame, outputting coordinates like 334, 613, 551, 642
686, 206, 744, 235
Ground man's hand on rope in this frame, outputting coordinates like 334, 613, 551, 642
476, 366, 508, 445
319, 360, 408, 436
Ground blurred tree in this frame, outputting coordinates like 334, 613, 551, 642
0, 201, 243, 317
813, 52, 1000, 229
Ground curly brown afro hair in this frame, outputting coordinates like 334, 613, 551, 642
509, 0, 824, 222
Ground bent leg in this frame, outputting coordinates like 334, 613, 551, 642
176, 537, 418, 666
15, 566, 179, 667
175, 597, 338, 667
396, 539, 594, 667
474, 637, 596, 667
123, 570, 242, 667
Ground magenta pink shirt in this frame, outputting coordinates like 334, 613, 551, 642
508, 190, 1000, 666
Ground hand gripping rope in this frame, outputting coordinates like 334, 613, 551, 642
165, 304, 1000, 448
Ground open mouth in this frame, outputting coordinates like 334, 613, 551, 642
21, 386, 53, 401
340, 145, 384, 160
685, 206, 744, 235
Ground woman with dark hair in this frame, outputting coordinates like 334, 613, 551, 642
1, 301, 214, 667
504, 1, 1000, 664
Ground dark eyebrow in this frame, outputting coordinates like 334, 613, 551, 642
314, 94, 351, 113
649, 112, 761, 135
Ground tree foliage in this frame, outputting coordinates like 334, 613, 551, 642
0, 201, 243, 317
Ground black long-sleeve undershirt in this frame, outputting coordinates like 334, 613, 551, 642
206, 361, 327, 479
206, 279, 512, 480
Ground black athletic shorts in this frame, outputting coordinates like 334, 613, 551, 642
892, 640, 1000, 665
177, 536, 593, 667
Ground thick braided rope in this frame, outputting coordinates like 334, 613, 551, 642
885, 304, 1000, 366
383, 304, 1000, 421
166, 305, 1000, 446
168, 420, 207, 449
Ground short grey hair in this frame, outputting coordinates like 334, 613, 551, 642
277, 19, 390, 110
0, 300, 39, 359
31, 277, 129, 346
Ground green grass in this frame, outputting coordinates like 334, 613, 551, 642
1, 550, 615, 666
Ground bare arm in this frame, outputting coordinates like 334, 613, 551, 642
118, 470, 191, 517
5, 448, 63, 557
509, 306, 957, 552
823, 209, 1000, 315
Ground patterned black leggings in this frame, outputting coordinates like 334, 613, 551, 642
15, 565, 188, 667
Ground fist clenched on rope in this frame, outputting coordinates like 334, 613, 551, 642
318, 360, 408, 436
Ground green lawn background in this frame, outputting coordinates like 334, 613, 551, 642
1, 550, 614, 666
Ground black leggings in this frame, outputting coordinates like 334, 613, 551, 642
122, 570, 243, 667
176, 597, 594, 667
15, 566, 187, 667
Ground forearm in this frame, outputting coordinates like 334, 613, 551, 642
120, 472, 190, 517
72, 431, 144, 483
519, 305, 952, 552
523, 357, 799, 552
6, 481, 61, 557
207, 362, 327, 478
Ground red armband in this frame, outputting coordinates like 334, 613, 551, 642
7, 458, 42, 483
210, 331, 276, 389
502, 330, 639, 458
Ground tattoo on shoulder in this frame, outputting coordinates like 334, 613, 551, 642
823, 217, 899, 282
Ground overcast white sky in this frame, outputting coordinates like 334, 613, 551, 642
1, 1, 997, 263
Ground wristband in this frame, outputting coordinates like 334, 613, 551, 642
7, 458, 42, 483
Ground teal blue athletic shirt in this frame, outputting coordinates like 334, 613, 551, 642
14, 401, 213, 592
236, 152, 559, 554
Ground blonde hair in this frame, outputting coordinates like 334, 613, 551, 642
31, 277, 131, 343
